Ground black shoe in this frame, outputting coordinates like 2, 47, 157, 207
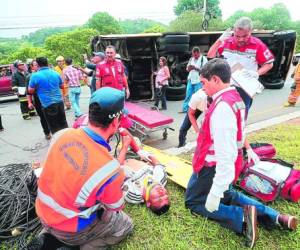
243, 205, 258, 249
177, 142, 186, 148
45, 134, 52, 140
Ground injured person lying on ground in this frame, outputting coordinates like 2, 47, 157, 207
74, 112, 170, 215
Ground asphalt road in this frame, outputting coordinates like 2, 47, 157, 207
0, 76, 299, 165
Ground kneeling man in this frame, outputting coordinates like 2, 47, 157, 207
185, 58, 297, 248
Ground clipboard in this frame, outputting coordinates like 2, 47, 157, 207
18, 87, 26, 95
231, 63, 264, 98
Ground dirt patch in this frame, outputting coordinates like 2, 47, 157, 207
286, 117, 300, 125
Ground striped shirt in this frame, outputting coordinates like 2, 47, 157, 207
63, 66, 83, 87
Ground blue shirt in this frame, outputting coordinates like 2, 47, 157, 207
29, 67, 63, 108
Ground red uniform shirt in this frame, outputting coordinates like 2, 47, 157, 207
96, 60, 125, 90
218, 36, 274, 71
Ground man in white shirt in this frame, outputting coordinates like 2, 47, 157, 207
180, 47, 207, 113
185, 58, 297, 249
178, 89, 208, 147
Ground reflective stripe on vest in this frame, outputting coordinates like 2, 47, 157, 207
37, 188, 101, 219
75, 159, 119, 206
38, 158, 119, 220
105, 196, 125, 209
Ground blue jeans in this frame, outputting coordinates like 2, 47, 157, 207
185, 167, 279, 233
69, 87, 82, 117
154, 86, 167, 110
178, 109, 202, 147
182, 80, 202, 112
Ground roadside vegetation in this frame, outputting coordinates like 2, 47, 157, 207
114, 122, 300, 250
0, 1, 299, 66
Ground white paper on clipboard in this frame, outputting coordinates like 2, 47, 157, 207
231, 69, 264, 98
18, 87, 26, 95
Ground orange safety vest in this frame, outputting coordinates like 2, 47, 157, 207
36, 128, 124, 232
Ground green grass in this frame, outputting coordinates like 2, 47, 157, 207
114, 123, 300, 250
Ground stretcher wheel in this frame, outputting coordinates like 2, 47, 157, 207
163, 130, 168, 140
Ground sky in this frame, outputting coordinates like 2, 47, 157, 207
0, 0, 299, 38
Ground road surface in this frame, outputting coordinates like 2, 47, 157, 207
0, 77, 299, 165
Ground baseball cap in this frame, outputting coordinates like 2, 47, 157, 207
14, 60, 25, 68
93, 51, 105, 58
115, 53, 121, 59
90, 87, 125, 119
56, 56, 64, 62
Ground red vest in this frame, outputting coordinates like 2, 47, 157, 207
96, 60, 125, 90
36, 128, 124, 232
192, 89, 245, 183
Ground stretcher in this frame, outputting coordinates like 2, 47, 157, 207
125, 102, 174, 141
143, 145, 192, 189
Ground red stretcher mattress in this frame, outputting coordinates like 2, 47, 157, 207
125, 102, 173, 129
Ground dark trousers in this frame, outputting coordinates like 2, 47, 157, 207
185, 167, 279, 233
33, 95, 50, 135
178, 110, 202, 147
19, 95, 36, 119
236, 87, 253, 119
0, 115, 3, 130
43, 102, 68, 134
154, 86, 167, 110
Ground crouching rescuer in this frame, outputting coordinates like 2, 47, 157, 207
35, 87, 133, 249
185, 59, 297, 249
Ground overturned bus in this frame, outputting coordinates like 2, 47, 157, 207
91, 30, 297, 101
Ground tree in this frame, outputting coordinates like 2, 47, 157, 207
174, 0, 222, 18
1, 45, 51, 65
44, 28, 98, 64
223, 10, 248, 28
143, 24, 167, 33
169, 10, 203, 32
24, 26, 77, 46
225, 3, 293, 30
85, 12, 122, 34
120, 19, 165, 34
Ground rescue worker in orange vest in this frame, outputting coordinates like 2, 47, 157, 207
54, 56, 71, 110
36, 87, 133, 249
185, 59, 297, 249
96, 45, 130, 99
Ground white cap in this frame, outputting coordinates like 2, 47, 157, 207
115, 53, 121, 59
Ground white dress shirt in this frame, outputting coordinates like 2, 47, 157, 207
188, 89, 207, 112
206, 87, 245, 198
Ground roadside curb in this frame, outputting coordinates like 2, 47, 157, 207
164, 110, 300, 156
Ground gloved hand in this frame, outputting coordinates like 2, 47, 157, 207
205, 192, 220, 213
218, 28, 232, 42
246, 148, 260, 165
137, 149, 152, 162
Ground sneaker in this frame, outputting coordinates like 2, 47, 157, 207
278, 214, 297, 231
243, 205, 258, 249
45, 134, 52, 140
284, 102, 296, 107
151, 106, 158, 110
177, 142, 186, 148
23, 116, 31, 120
